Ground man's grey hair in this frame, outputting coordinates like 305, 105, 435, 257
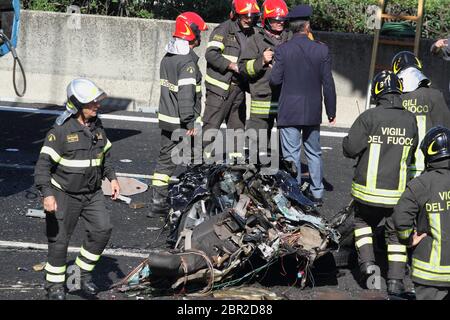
289, 20, 309, 34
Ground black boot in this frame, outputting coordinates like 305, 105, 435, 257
387, 279, 405, 297
147, 186, 169, 218
80, 272, 99, 296
46, 285, 66, 300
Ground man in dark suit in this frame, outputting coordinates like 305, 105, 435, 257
270, 4, 336, 206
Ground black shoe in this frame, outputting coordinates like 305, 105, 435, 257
47, 286, 66, 300
387, 279, 405, 296
81, 278, 99, 296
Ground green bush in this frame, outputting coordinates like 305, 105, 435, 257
23, 0, 449, 39
289, 0, 450, 39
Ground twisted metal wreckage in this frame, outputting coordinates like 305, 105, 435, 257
116, 161, 352, 298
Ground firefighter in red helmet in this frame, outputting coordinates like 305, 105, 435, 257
202, 0, 260, 161
239, 0, 291, 161
149, 12, 208, 218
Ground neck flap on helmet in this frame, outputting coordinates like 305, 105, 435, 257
165, 37, 190, 55
398, 67, 431, 93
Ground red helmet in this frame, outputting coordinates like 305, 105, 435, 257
232, 0, 260, 17
173, 12, 208, 41
262, 0, 288, 28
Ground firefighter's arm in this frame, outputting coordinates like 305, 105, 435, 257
103, 149, 120, 200
393, 184, 421, 246
321, 46, 337, 120
238, 37, 265, 78
342, 114, 369, 158
34, 128, 62, 198
102, 138, 117, 182
178, 61, 198, 130
205, 28, 232, 74
269, 47, 284, 86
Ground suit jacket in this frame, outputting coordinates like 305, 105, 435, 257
270, 33, 336, 126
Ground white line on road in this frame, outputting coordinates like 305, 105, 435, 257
0, 163, 35, 170
0, 105, 348, 138
0, 240, 149, 259
116, 172, 153, 179
0, 165, 161, 180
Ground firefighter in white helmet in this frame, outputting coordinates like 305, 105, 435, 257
34, 78, 120, 300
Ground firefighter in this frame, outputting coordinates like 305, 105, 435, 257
238, 0, 290, 159
34, 78, 120, 300
343, 71, 419, 295
202, 0, 260, 159
149, 12, 208, 218
393, 126, 450, 300
392, 51, 450, 177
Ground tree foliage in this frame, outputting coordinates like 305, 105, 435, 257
23, 0, 449, 38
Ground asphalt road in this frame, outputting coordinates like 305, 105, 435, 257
0, 103, 404, 300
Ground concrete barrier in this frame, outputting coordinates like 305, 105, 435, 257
0, 10, 449, 127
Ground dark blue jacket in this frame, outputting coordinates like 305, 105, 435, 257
270, 34, 336, 127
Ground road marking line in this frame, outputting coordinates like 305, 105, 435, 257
116, 172, 152, 179
0, 163, 35, 170
0, 105, 348, 137
0, 240, 149, 258
0, 165, 175, 182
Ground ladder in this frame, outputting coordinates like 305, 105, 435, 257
365, 0, 425, 110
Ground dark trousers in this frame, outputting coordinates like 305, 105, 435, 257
246, 116, 276, 147
353, 201, 407, 280
246, 116, 276, 163
202, 86, 246, 132
415, 284, 450, 300
45, 188, 112, 287
202, 86, 246, 159
151, 130, 184, 199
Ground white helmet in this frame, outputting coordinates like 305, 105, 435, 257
397, 67, 431, 93
66, 78, 106, 113
56, 78, 107, 125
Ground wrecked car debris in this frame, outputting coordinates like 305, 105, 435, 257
117, 162, 351, 297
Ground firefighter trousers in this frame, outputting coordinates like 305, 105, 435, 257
45, 188, 112, 288
151, 129, 188, 200
202, 85, 246, 132
202, 85, 246, 159
246, 116, 277, 162
353, 201, 407, 280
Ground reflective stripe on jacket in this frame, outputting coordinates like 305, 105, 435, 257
158, 49, 202, 132
205, 19, 255, 97
343, 94, 419, 208
34, 117, 116, 196
393, 160, 450, 287
239, 28, 291, 118
401, 86, 450, 177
